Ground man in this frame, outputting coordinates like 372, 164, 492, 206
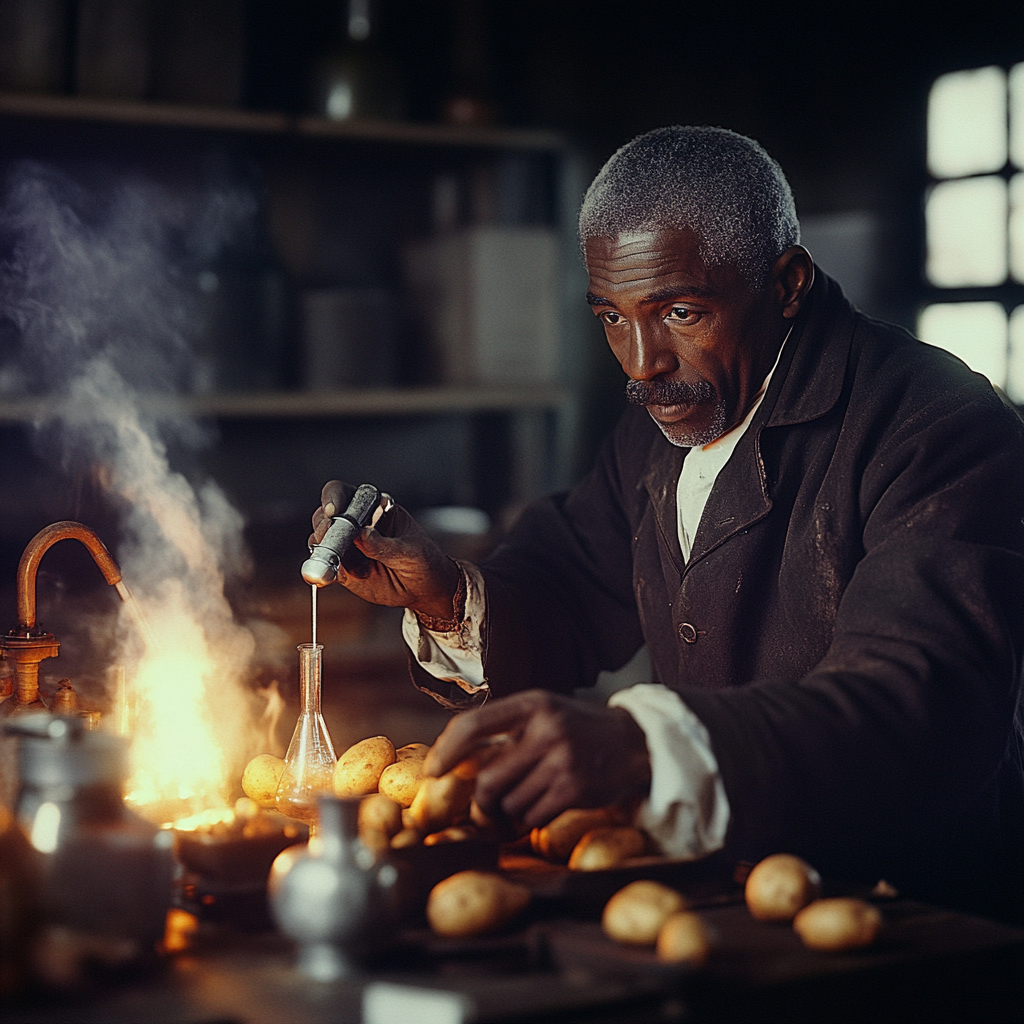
313, 127, 1024, 921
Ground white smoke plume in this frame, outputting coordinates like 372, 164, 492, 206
0, 160, 286, 812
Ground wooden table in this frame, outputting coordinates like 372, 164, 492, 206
6, 888, 1022, 1024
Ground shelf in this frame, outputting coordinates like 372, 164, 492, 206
0, 92, 565, 151
0, 385, 572, 423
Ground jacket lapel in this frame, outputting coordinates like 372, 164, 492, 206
688, 425, 772, 565
640, 432, 686, 576
687, 272, 855, 567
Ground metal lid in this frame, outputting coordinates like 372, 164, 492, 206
7, 713, 127, 788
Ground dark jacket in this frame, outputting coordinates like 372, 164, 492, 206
419, 272, 1024, 919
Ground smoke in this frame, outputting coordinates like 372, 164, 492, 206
0, 161, 244, 397
0, 160, 287, 808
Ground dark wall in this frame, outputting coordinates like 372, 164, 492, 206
3, 0, 1022, 589
302, 0, 1021, 452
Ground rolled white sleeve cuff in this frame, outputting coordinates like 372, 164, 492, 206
608, 683, 730, 861
402, 559, 489, 697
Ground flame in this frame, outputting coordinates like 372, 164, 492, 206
122, 580, 235, 813
166, 805, 236, 833
119, 580, 284, 824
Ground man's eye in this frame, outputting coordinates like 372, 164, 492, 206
601, 311, 626, 325
667, 306, 696, 322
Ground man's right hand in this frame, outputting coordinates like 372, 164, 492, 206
310, 480, 461, 621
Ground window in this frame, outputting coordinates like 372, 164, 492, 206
919, 65, 1024, 402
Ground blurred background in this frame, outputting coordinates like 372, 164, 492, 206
0, 0, 1021, 734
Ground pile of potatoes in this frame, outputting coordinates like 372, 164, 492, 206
529, 806, 649, 871
242, 734, 486, 853
246, 743, 882, 953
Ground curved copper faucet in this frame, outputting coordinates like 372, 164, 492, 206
1, 521, 122, 713
15, 521, 122, 633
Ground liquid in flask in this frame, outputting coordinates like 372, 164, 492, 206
275, 643, 337, 832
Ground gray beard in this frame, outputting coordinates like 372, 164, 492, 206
648, 402, 728, 447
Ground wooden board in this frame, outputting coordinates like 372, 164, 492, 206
499, 848, 742, 916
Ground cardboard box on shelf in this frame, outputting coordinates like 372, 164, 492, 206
403, 225, 561, 386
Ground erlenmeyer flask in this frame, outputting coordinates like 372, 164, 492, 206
275, 644, 337, 833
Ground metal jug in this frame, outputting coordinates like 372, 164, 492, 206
268, 795, 397, 980
6, 714, 174, 956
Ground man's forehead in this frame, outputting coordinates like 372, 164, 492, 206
584, 226, 717, 292
585, 225, 703, 262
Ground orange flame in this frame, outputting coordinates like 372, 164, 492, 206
118, 581, 284, 824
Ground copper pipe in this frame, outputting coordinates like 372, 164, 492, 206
16, 521, 122, 632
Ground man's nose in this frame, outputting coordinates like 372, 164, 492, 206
625, 322, 675, 381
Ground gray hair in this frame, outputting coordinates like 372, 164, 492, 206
579, 126, 800, 288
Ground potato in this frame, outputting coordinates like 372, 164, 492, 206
378, 758, 426, 807
744, 853, 822, 922
470, 800, 497, 830
793, 897, 882, 951
423, 825, 478, 845
568, 826, 647, 871
333, 736, 396, 798
396, 742, 429, 761
357, 794, 403, 854
426, 870, 531, 938
656, 911, 712, 965
241, 754, 285, 808
531, 807, 621, 862
602, 880, 688, 946
390, 827, 423, 849
407, 772, 475, 833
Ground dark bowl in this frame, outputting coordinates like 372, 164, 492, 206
173, 814, 308, 884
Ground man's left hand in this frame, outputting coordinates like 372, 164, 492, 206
423, 690, 652, 828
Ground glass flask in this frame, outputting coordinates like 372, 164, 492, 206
275, 644, 337, 833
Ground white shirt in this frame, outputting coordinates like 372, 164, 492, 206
403, 333, 788, 859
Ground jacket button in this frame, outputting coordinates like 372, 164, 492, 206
677, 622, 698, 644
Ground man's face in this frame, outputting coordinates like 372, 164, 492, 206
586, 227, 787, 447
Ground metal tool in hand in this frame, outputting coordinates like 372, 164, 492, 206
301, 484, 393, 587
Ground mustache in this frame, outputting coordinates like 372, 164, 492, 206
625, 377, 716, 406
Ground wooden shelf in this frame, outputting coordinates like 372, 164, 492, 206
0, 385, 572, 423
0, 91, 565, 151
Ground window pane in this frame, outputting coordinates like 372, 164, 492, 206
928, 66, 1007, 178
926, 176, 1008, 287
1011, 173, 1024, 282
1011, 63, 1024, 169
918, 302, 1007, 386
1008, 306, 1024, 402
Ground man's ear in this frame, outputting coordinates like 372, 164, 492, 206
772, 245, 814, 319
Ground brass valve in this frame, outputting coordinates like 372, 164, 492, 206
0, 522, 122, 717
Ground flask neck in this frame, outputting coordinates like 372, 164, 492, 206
297, 644, 324, 716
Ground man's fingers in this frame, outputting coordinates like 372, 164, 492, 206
511, 781, 579, 829
339, 544, 373, 579
425, 693, 546, 777
320, 479, 351, 511
500, 768, 564, 827
311, 509, 331, 544
474, 742, 547, 815
482, 751, 579, 827
353, 525, 397, 561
